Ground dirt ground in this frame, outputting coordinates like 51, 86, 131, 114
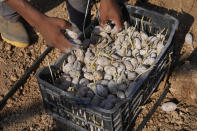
0, 0, 197, 130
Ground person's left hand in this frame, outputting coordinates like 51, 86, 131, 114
100, 0, 123, 31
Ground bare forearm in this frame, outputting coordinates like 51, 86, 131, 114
6, 0, 46, 29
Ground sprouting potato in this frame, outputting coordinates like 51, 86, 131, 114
126, 50, 132, 57
104, 74, 113, 80
148, 36, 158, 44
117, 63, 126, 75
86, 90, 94, 98
77, 87, 89, 97
133, 31, 140, 38
111, 54, 121, 60
150, 52, 157, 58
140, 49, 147, 56
93, 71, 103, 81
136, 55, 143, 64
72, 77, 79, 85
124, 61, 134, 71
79, 78, 89, 86
66, 29, 79, 39
84, 72, 94, 81
135, 65, 149, 74
104, 66, 117, 76
118, 83, 127, 91
100, 80, 109, 86
97, 39, 107, 49
116, 72, 126, 84
130, 58, 138, 68
126, 70, 137, 80
157, 41, 164, 54
96, 57, 111, 66
117, 91, 126, 99
75, 49, 84, 62
67, 54, 76, 63
107, 80, 118, 94
117, 47, 126, 57
91, 95, 102, 106
134, 38, 142, 50
132, 48, 139, 57
140, 31, 148, 41
103, 24, 112, 33
143, 57, 155, 65
69, 70, 81, 78
93, 84, 109, 98
96, 65, 104, 71
60, 21, 167, 110
112, 45, 121, 50
63, 63, 73, 73
73, 60, 82, 71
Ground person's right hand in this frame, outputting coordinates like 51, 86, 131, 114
37, 16, 75, 53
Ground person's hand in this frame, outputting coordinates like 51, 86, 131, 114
6, 0, 77, 53
37, 16, 75, 53
100, 0, 123, 31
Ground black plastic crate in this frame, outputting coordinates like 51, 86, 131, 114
36, 5, 179, 131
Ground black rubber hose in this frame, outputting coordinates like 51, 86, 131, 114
0, 46, 53, 110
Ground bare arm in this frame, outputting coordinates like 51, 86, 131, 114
6, 0, 73, 53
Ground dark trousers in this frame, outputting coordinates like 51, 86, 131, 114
0, 0, 90, 32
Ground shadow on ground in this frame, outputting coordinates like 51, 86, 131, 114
0, 100, 44, 129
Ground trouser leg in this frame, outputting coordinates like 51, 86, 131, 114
65, 0, 92, 33
0, 2, 20, 22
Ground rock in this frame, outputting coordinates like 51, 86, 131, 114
185, 32, 193, 46
77, 87, 88, 97
161, 102, 177, 112
90, 96, 102, 106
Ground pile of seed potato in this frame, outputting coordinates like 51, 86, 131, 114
54, 22, 166, 110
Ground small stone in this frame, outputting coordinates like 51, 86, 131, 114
10, 74, 17, 81
5, 45, 11, 51
185, 32, 193, 45
91, 96, 102, 106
